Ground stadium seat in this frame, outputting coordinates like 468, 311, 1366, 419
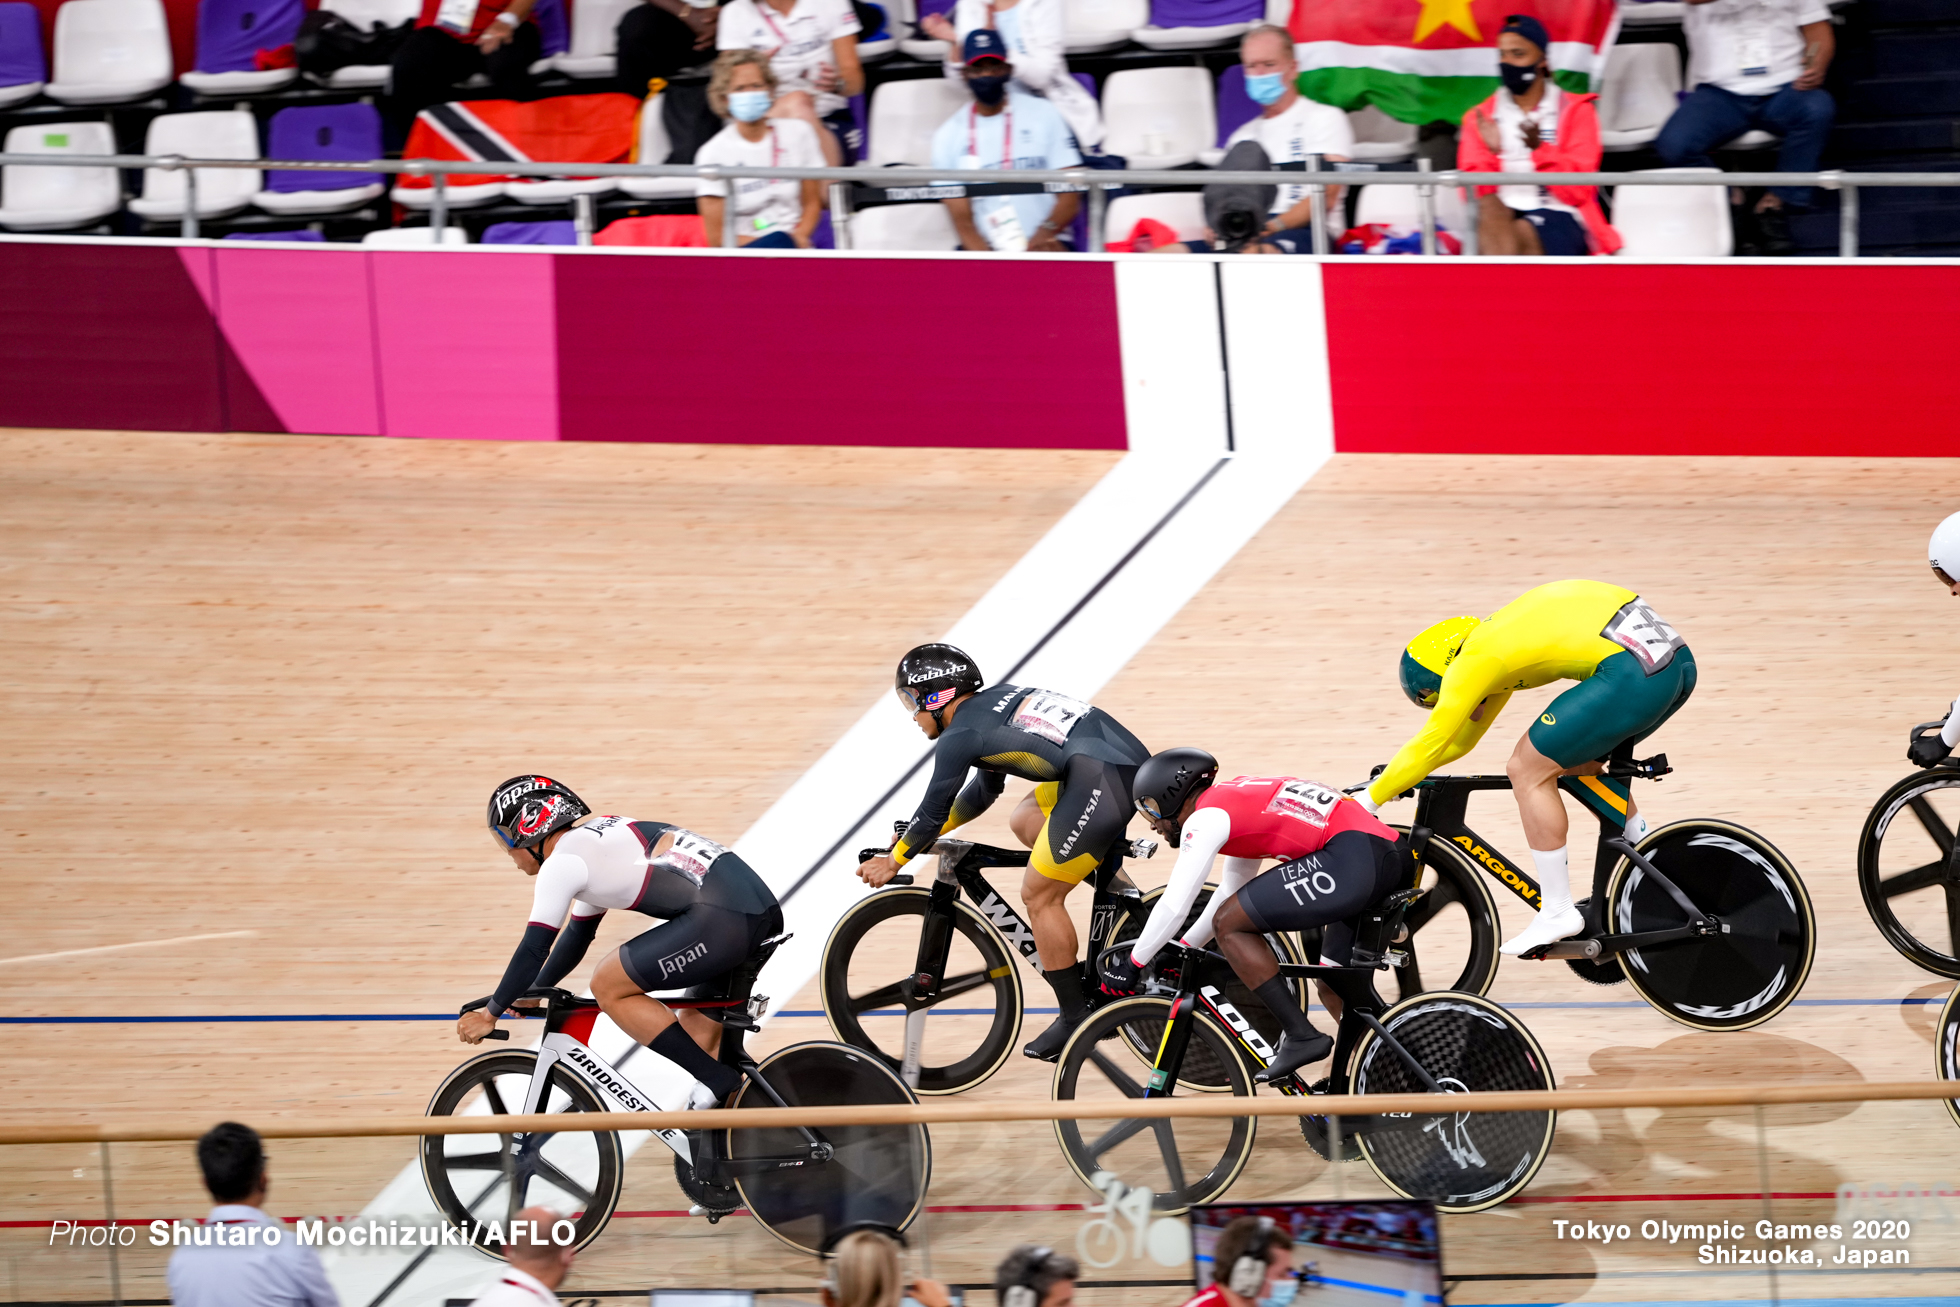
552, 0, 637, 78
252, 103, 385, 214
858, 0, 897, 60
1102, 66, 1214, 169
1064, 0, 1145, 52
1131, 0, 1260, 51
0, 121, 121, 230
0, 3, 47, 109
530, 0, 568, 68
128, 109, 263, 220
848, 202, 958, 250
867, 74, 968, 166
1103, 190, 1205, 245
618, 93, 697, 198
1597, 41, 1680, 151
1347, 104, 1417, 163
1611, 166, 1731, 256
1618, 0, 1684, 27
180, 0, 305, 96
898, 0, 953, 62
224, 228, 324, 239
1210, 63, 1257, 150
1724, 129, 1781, 150
311, 0, 418, 89
1353, 178, 1469, 237
483, 219, 577, 243
361, 224, 470, 244
594, 213, 706, 245
45, 0, 174, 104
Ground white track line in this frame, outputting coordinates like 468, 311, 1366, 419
0, 930, 257, 966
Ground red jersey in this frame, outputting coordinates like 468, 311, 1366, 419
1194, 775, 1396, 860
1178, 1287, 1230, 1307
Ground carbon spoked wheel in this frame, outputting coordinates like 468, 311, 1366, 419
1936, 985, 1960, 1131
1109, 887, 1304, 1091
1052, 996, 1256, 1214
422, 1050, 623, 1257
1858, 770, 1960, 979
1608, 820, 1814, 1031
1384, 827, 1502, 999
729, 1042, 930, 1255
1351, 992, 1556, 1213
820, 887, 1023, 1094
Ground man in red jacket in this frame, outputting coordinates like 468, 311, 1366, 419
1458, 13, 1620, 256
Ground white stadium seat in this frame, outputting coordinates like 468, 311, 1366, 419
128, 109, 263, 220
1612, 166, 1731, 257
361, 224, 471, 244
867, 75, 969, 167
848, 202, 959, 249
1101, 66, 1214, 170
1353, 179, 1469, 239
45, 0, 174, 105
1103, 190, 1204, 245
1064, 0, 1145, 52
1598, 42, 1681, 151
1345, 104, 1417, 163
619, 93, 698, 198
553, 0, 636, 78
0, 121, 122, 231
1618, 0, 1685, 27
1131, 21, 1250, 52
1725, 130, 1781, 149
312, 0, 418, 89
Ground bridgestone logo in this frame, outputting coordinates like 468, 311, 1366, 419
566, 1046, 646, 1111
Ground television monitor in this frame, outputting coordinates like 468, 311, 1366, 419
1188, 1199, 1443, 1307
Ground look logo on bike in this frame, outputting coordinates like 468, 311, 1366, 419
1105, 749, 1403, 1085
857, 644, 1150, 1061
1362, 579, 1697, 958
464, 776, 783, 1108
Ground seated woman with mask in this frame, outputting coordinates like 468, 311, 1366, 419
694, 49, 827, 249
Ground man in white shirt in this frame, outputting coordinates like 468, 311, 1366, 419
930, 29, 1083, 252
1221, 24, 1352, 251
167, 1123, 338, 1307
1656, 0, 1836, 250
464, 1206, 577, 1306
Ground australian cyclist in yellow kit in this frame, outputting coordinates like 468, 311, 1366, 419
1357, 579, 1696, 957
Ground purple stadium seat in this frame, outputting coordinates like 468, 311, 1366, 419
483, 219, 577, 245
1215, 63, 1257, 145
0, 2, 47, 108
899, 0, 955, 59
1133, 0, 1261, 51
180, 0, 304, 94
532, 0, 567, 59
253, 103, 387, 214
224, 228, 325, 240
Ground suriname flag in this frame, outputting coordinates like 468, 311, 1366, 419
1288, 0, 1622, 127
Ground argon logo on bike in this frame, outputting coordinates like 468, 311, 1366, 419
978, 892, 1037, 954
1452, 835, 1543, 907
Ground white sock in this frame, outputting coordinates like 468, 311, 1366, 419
1625, 812, 1650, 843
1530, 846, 1574, 915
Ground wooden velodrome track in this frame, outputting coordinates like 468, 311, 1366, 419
4, 430, 1958, 1304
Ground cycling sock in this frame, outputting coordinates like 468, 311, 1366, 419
1042, 965, 1089, 1022
651, 1022, 741, 1102
1625, 812, 1650, 843
1253, 975, 1317, 1041
1529, 845, 1574, 914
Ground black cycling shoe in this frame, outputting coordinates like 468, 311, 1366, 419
1254, 1029, 1335, 1084
1023, 1013, 1079, 1062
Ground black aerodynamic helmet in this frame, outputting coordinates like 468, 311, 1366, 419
487, 775, 590, 852
895, 644, 984, 721
1132, 748, 1219, 844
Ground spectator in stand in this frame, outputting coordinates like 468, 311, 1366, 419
716, 0, 865, 166
931, 29, 1082, 252
1656, 0, 1835, 254
695, 50, 826, 247
167, 1122, 337, 1307
1180, 1216, 1296, 1307
386, 0, 541, 137
820, 1229, 953, 1307
993, 1245, 1079, 1307
463, 1206, 577, 1306
616, 0, 722, 100
1221, 24, 1351, 250
920, 0, 1104, 151
1458, 13, 1620, 256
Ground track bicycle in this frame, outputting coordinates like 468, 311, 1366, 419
1856, 723, 1960, 977
1370, 752, 1815, 1031
423, 933, 930, 1258
820, 834, 1306, 1093
1936, 982, 1960, 1131
1051, 887, 1558, 1215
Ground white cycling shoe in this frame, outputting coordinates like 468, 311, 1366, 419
1499, 904, 1586, 956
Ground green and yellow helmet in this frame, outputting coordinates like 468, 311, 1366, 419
1398, 615, 1481, 708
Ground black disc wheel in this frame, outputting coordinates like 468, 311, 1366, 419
1350, 992, 1556, 1213
1936, 984, 1960, 1131
1858, 770, 1960, 979
422, 1050, 623, 1257
820, 887, 1023, 1094
1381, 826, 1502, 1000
1108, 886, 1306, 1091
727, 1041, 931, 1255
1607, 820, 1814, 1031
1052, 995, 1256, 1214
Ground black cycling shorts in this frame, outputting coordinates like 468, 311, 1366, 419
1230, 830, 1403, 964
618, 902, 784, 995
1030, 754, 1139, 885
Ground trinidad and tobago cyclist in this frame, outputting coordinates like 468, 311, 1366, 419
1910, 513, 1960, 768
856, 644, 1151, 1061
1098, 748, 1404, 1084
1358, 579, 1695, 958
456, 776, 782, 1108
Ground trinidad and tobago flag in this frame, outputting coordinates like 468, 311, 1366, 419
395, 93, 641, 194
1288, 0, 1620, 126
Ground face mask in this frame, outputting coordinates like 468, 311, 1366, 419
727, 90, 772, 122
1499, 62, 1541, 95
1258, 1279, 1299, 1307
1244, 71, 1286, 106
968, 73, 1008, 106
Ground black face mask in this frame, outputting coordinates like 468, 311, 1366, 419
1499, 62, 1542, 95
968, 73, 1008, 106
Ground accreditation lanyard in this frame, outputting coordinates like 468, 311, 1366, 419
967, 101, 1014, 170
755, 0, 793, 54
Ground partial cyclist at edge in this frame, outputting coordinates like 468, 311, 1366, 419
1357, 579, 1696, 957
857, 644, 1151, 1061
1909, 513, 1960, 769
1099, 749, 1405, 1084
457, 776, 783, 1108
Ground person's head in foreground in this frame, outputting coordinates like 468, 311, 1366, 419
504, 1205, 576, 1289
1931, 511, 1960, 596
197, 1121, 267, 1206
1495, 13, 1552, 100
822, 1228, 952, 1307
994, 1244, 1079, 1307
1209, 1215, 1298, 1307
962, 29, 1013, 111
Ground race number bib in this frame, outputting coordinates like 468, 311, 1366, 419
433, 0, 479, 33
1010, 690, 1091, 746
652, 828, 727, 884
1266, 779, 1341, 829
1601, 599, 1685, 674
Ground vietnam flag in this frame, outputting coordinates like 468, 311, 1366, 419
1288, 0, 1620, 127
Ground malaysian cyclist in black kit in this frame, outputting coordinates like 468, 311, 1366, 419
457, 776, 781, 1108
857, 645, 1150, 1061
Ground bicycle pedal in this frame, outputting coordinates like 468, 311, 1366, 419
1520, 938, 1601, 961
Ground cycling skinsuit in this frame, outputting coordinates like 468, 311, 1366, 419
487, 816, 782, 1014
892, 683, 1150, 885
1367, 579, 1696, 826
1128, 775, 1403, 966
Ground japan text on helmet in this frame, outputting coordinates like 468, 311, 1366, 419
1399, 615, 1481, 709
1132, 748, 1219, 845
488, 775, 590, 852
895, 644, 984, 720
1931, 512, 1960, 588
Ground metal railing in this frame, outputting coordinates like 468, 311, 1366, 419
5, 150, 1956, 256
